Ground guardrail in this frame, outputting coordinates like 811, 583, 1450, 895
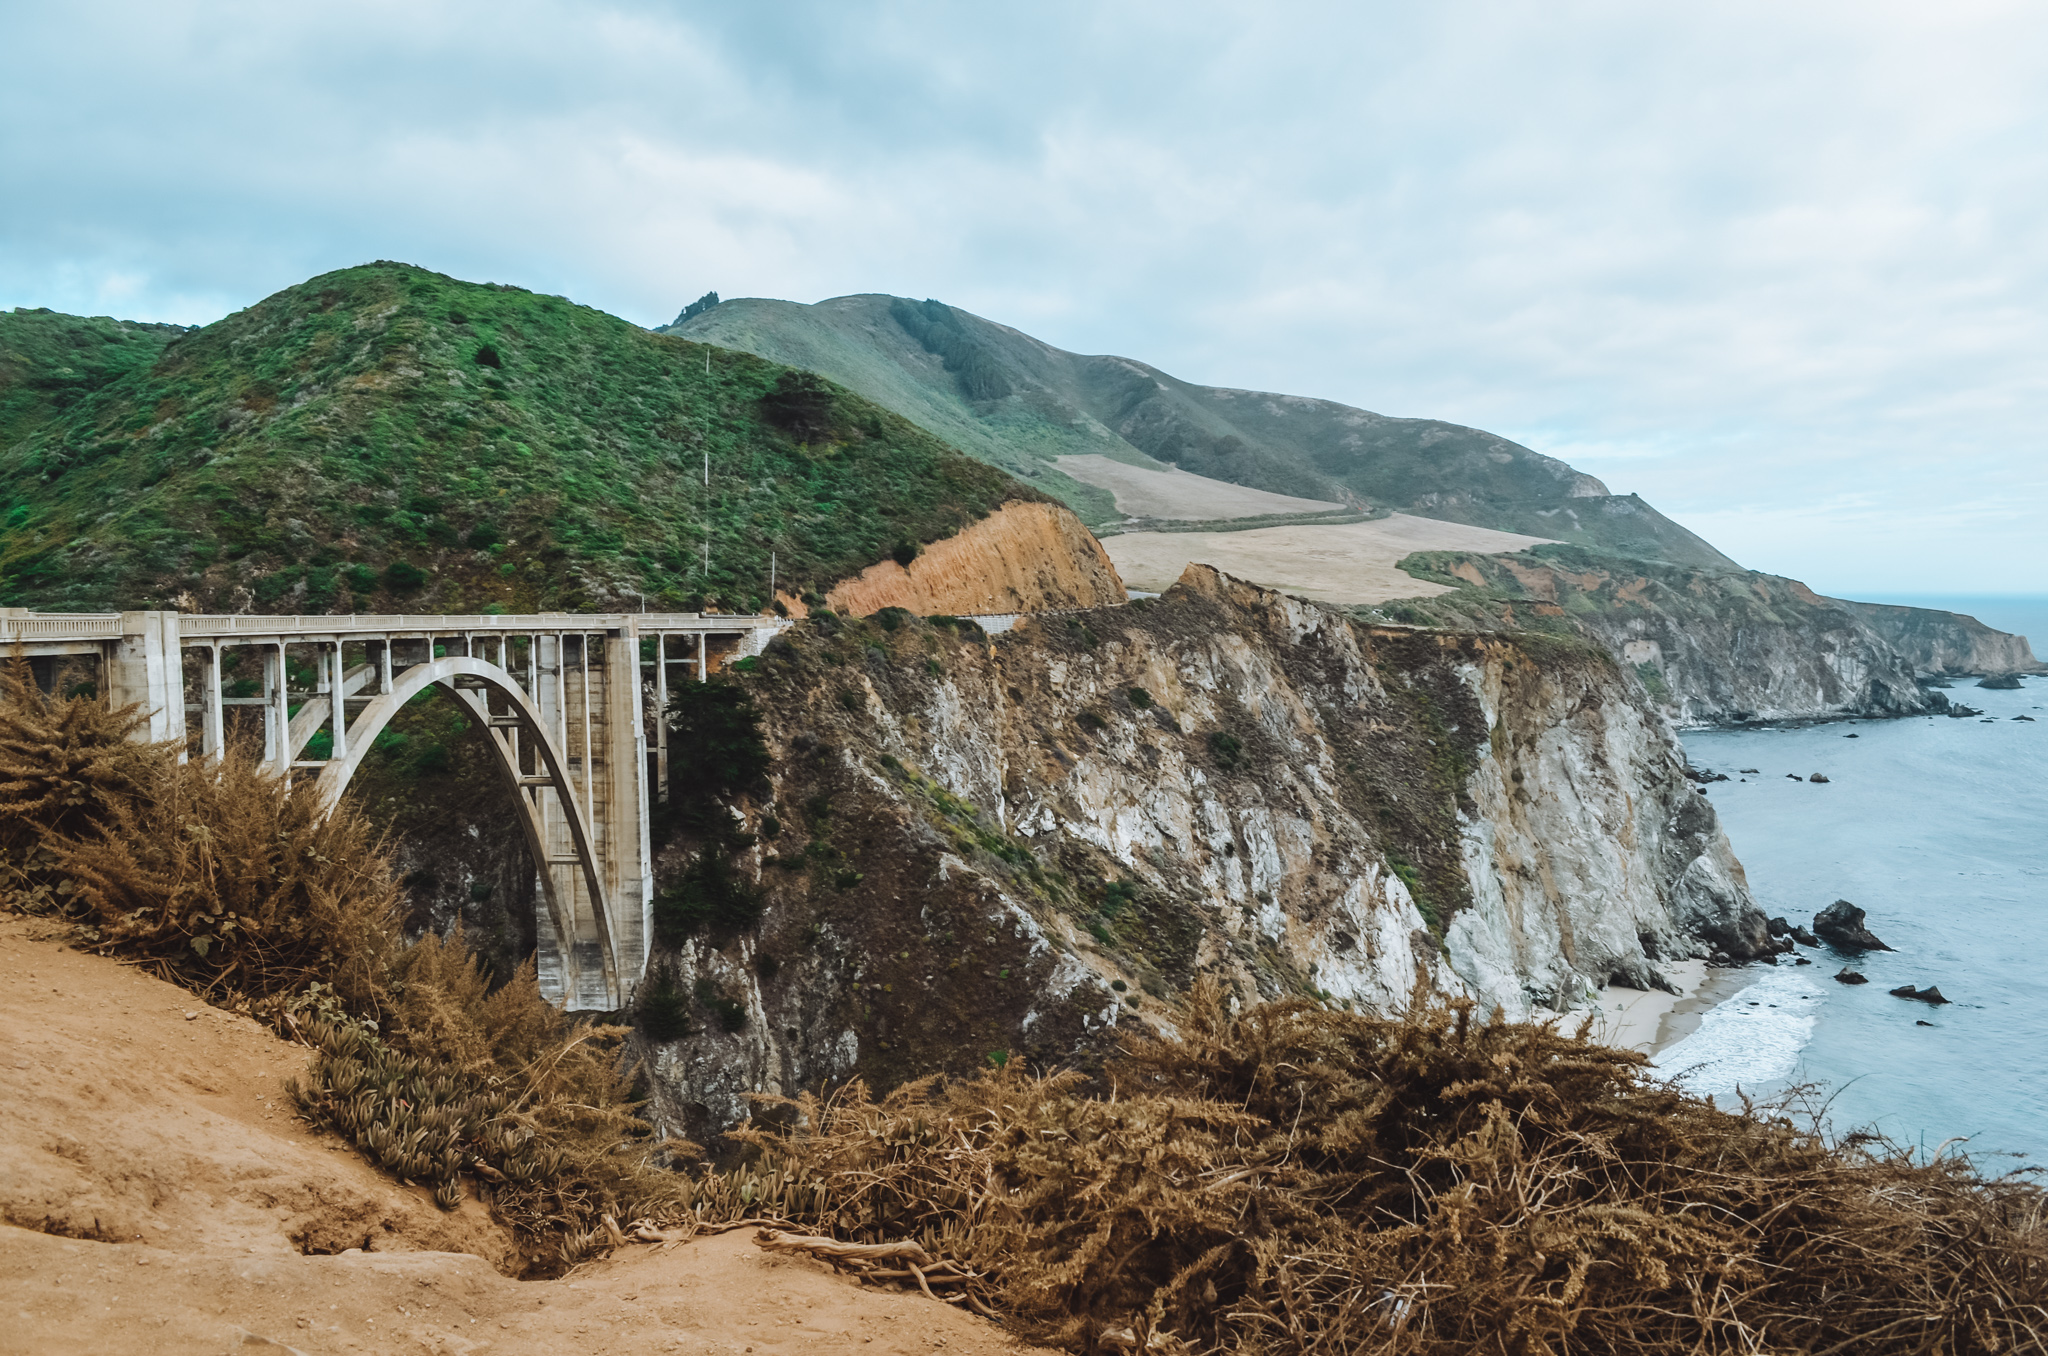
0, 610, 779, 646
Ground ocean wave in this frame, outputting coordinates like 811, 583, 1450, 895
1653, 968, 1825, 1099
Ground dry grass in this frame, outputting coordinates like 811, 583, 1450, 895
0, 666, 687, 1272
714, 984, 2048, 1355
8, 667, 2046, 1342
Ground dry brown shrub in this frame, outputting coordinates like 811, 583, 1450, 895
0, 655, 164, 867
51, 743, 402, 1007
721, 982, 2048, 1355
0, 672, 683, 1272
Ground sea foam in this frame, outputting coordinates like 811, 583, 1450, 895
1653, 967, 1825, 1099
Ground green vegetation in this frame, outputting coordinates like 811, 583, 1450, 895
0, 264, 1035, 612
652, 847, 763, 943
887, 298, 1012, 402
635, 960, 693, 1041
671, 293, 1734, 564
693, 978, 748, 1033
662, 677, 771, 830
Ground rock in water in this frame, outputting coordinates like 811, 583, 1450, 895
1835, 968, 1869, 985
1792, 925, 1819, 946
1809, 773, 1830, 783
1814, 899, 1893, 952
1977, 674, 2023, 690
1767, 916, 1792, 938
1888, 984, 1951, 1004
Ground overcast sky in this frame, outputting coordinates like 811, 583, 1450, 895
6, 0, 2045, 595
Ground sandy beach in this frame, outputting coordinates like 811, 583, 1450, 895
1578, 959, 1764, 1056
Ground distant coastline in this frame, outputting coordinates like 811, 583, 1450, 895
1860, 593, 2048, 663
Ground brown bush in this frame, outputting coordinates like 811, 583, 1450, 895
0, 656, 163, 860
722, 983, 2048, 1355
51, 743, 403, 1007
0, 672, 681, 1272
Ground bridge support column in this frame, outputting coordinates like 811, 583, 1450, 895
109, 611, 185, 744
200, 643, 224, 761
653, 633, 669, 800
606, 628, 654, 997
328, 641, 348, 759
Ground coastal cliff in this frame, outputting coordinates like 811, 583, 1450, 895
639, 567, 1768, 1142
1844, 600, 2044, 677
1395, 546, 1952, 725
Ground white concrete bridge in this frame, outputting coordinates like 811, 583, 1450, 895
1, 608, 787, 1011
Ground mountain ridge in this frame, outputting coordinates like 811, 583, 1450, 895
0, 266, 1037, 615
665, 293, 1737, 567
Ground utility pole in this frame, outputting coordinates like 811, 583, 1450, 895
769, 550, 776, 608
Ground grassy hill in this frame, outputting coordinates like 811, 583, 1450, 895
0, 265, 1032, 613
667, 294, 1735, 568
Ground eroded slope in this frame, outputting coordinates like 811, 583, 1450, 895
639, 568, 1769, 1143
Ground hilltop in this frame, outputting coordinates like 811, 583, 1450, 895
0, 266, 1033, 614
665, 293, 1734, 566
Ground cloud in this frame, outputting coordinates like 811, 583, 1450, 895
4, 0, 2047, 591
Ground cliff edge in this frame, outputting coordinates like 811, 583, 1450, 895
639, 567, 1768, 1143
822, 500, 1127, 617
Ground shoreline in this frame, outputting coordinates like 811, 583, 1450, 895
1582, 959, 1764, 1056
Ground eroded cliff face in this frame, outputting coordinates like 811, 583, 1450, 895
639, 566, 1767, 1145
1401, 547, 1942, 725
1844, 601, 2045, 677
820, 500, 1127, 618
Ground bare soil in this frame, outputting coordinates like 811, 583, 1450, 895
1054, 455, 1345, 520
0, 916, 1039, 1356
1102, 514, 1556, 604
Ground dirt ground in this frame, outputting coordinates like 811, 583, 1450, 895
0, 916, 1039, 1356
1054, 454, 1345, 520
1102, 514, 1556, 604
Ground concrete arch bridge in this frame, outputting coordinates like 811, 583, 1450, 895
1, 608, 787, 1011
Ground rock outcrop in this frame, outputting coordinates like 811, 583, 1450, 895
1395, 547, 1948, 725
1845, 602, 2044, 678
822, 501, 1127, 618
638, 566, 1769, 1142
1814, 899, 1892, 952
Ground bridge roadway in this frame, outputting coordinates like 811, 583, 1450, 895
0, 608, 787, 1012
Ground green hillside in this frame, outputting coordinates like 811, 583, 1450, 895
667, 294, 1735, 568
0, 265, 1032, 614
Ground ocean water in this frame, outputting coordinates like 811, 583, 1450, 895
1658, 676, 2048, 1167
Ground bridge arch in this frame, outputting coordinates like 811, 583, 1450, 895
311, 655, 620, 1005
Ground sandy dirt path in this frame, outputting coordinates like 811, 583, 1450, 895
1054, 455, 1345, 520
1102, 514, 1556, 604
0, 917, 1037, 1356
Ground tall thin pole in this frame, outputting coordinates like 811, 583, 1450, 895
769, 550, 776, 609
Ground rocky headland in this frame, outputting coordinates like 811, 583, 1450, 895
638, 565, 1771, 1142
1391, 545, 2035, 727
